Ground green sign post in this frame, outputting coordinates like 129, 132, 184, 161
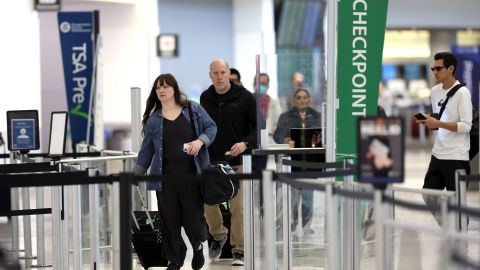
336, 0, 389, 159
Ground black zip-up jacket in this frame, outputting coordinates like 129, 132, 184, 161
273, 107, 321, 144
200, 82, 257, 166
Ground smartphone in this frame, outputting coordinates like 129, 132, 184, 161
414, 113, 427, 121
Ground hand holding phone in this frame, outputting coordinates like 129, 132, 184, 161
414, 113, 427, 121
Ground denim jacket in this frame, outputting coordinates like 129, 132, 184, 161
133, 101, 217, 190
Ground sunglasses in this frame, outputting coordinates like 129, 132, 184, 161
430, 66, 446, 72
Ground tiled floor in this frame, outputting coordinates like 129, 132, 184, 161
1, 138, 479, 269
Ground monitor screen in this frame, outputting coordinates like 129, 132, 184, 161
357, 117, 404, 184
289, 128, 322, 148
6, 110, 40, 152
48, 111, 68, 157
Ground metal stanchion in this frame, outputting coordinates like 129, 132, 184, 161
8, 152, 21, 257
374, 189, 385, 270
262, 170, 276, 270
131, 87, 145, 212
281, 156, 292, 270
52, 163, 69, 269
454, 169, 468, 267
342, 159, 354, 270
384, 186, 394, 270
19, 186, 35, 267
439, 196, 451, 270
326, 183, 338, 270
455, 169, 467, 231
119, 174, 132, 270
242, 155, 254, 270
9, 188, 20, 256
70, 163, 82, 270
112, 181, 121, 270
72, 183, 82, 270
31, 185, 51, 268
88, 168, 100, 270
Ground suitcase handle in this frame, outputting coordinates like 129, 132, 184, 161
132, 186, 155, 231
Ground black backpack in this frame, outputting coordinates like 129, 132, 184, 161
438, 83, 479, 160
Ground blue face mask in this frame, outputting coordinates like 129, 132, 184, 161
259, 85, 267, 94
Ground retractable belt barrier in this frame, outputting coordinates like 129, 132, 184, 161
4, 162, 478, 270
0, 162, 56, 174
459, 174, 480, 182
448, 204, 480, 219
0, 170, 264, 270
383, 194, 441, 213
281, 159, 345, 169
451, 252, 480, 269
0, 152, 101, 159
267, 162, 480, 270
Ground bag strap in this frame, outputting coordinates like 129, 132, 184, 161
187, 102, 198, 139
438, 83, 466, 119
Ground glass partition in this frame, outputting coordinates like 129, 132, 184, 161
252, 51, 330, 268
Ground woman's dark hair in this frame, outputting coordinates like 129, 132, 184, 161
434, 52, 457, 75
141, 73, 188, 134
293, 88, 310, 98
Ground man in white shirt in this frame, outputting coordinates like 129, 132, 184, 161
417, 52, 472, 192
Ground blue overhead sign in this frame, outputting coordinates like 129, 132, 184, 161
58, 11, 95, 147
452, 46, 480, 109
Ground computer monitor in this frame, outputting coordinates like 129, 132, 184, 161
6, 110, 40, 152
357, 117, 404, 184
48, 111, 68, 158
289, 128, 322, 148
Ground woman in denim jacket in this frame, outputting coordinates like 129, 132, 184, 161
133, 73, 217, 270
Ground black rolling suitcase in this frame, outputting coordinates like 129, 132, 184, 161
207, 202, 232, 259
132, 187, 168, 269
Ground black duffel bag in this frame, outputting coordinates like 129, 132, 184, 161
186, 103, 240, 205
202, 161, 239, 205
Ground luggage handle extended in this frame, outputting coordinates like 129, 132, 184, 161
131, 186, 155, 231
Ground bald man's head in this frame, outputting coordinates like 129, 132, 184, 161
209, 59, 231, 94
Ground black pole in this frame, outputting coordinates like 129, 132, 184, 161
119, 173, 132, 270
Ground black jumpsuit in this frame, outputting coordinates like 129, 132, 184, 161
156, 114, 207, 266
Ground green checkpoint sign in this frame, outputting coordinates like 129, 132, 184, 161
336, 0, 389, 160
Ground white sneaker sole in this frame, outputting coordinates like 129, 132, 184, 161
232, 260, 244, 266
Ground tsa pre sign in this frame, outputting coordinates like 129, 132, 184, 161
336, 0, 389, 159
58, 11, 95, 147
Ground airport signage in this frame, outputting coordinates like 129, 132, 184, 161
336, 0, 389, 159
452, 46, 480, 109
58, 11, 95, 148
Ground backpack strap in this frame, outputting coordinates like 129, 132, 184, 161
438, 83, 466, 119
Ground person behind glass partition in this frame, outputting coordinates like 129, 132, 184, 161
253, 73, 281, 140
273, 88, 321, 234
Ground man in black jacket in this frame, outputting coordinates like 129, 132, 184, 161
200, 59, 257, 266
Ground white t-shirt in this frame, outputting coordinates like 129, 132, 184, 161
430, 81, 472, 161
